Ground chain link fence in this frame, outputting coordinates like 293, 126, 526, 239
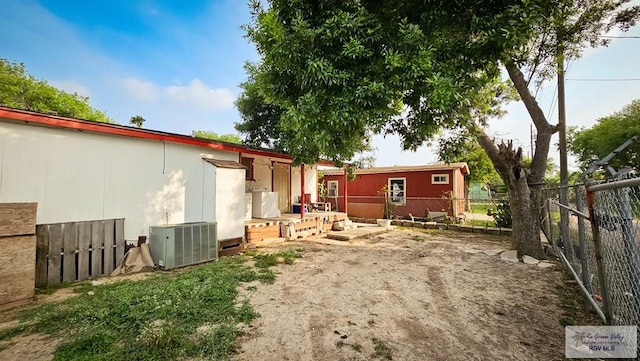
589, 175, 640, 326
544, 173, 640, 327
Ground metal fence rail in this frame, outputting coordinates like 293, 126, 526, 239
546, 175, 640, 327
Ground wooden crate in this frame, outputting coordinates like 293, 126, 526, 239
219, 238, 244, 257
0, 203, 37, 310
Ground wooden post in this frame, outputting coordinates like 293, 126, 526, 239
343, 167, 348, 214
77, 222, 91, 282
35, 225, 49, 287
301, 163, 305, 219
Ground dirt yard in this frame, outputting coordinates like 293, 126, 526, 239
233, 229, 566, 361
0, 228, 569, 361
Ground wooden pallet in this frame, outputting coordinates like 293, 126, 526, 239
246, 224, 281, 243
219, 237, 244, 257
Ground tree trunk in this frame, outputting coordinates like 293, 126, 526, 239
507, 171, 546, 258
471, 62, 556, 259
464, 180, 471, 212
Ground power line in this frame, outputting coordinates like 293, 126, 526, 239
599, 35, 640, 39
566, 78, 640, 81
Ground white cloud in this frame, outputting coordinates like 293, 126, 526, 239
164, 79, 234, 111
119, 77, 234, 112
49, 80, 92, 97
121, 78, 158, 102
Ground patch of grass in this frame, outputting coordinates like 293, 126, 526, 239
555, 276, 603, 327
35, 281, 78, 295
372, 338, 393, 360
410, 235, 425, 242
469, 203, 492, 214
336, 340, 362, 352
252, 249, 302, 269
0, 324, 26, 342
4, 257, 270, 360
463, 219, 497, 227
256, 268, 276, 284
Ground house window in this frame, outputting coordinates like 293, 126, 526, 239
432, 174, 449, 184
388, 178, 406, 205
241, 157, 254, 180
327, 180, 338, 198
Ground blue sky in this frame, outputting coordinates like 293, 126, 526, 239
1, 0, 639, 168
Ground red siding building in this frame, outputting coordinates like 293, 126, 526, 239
320, 163, 469, 219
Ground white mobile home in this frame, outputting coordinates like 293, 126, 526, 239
0, 107, 320, 244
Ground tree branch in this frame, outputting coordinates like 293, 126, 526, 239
505, 61, 558, 183
471, 124, 510, 182
505, 62, 556, 134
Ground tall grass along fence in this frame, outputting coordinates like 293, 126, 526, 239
35, 218, 125, 287
542, 174, 640, 327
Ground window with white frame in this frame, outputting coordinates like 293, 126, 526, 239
432, 174, 449, 184
327, 180, 338, 198
388, 178, 406, 205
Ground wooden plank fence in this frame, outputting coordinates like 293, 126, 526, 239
35, 218, 125, 287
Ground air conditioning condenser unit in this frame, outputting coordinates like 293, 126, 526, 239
148, 222, 217, 270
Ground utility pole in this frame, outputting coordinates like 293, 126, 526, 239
558, 53, 569, 190
557, 46, 573, 262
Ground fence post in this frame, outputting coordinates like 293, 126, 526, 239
618, 187, 640, 325
546, 197, 554, 247
575, 186, 592, 295
560, 186, 575, 263
586, 185, 613, 324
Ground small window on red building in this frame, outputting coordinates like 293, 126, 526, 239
432, 174, 449, 184
241, 157, 254, 180
327, 180, 338, 198
388, 178, 406, 205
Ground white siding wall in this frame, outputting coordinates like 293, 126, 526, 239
291, 164, 317, 204
250, 155, 272, 192
0, 121, 239, 240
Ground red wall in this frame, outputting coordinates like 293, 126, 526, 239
321, 169, 465, 218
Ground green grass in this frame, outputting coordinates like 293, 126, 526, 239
371, 338, 393, 360
463, 219, 497, 227
469, 203, 492, 214
336, 340, 363, 352
0, 249, 301, 361
555, 274, 602, 327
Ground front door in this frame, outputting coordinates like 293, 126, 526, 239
273, 163, 291, 214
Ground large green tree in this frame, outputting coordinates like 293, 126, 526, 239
235, 63, 377, 166
569, 99, 640, 171
0, 59, 113, 123
244, 0, 639, 258
437, 128, 502, 210
235, 63, 289, 152
191, 130, 242, 144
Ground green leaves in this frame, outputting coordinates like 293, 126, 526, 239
241, 0, 638, 167
191, 130, 242, 144
0, 59, 114, 123
569, 99, 640, 171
